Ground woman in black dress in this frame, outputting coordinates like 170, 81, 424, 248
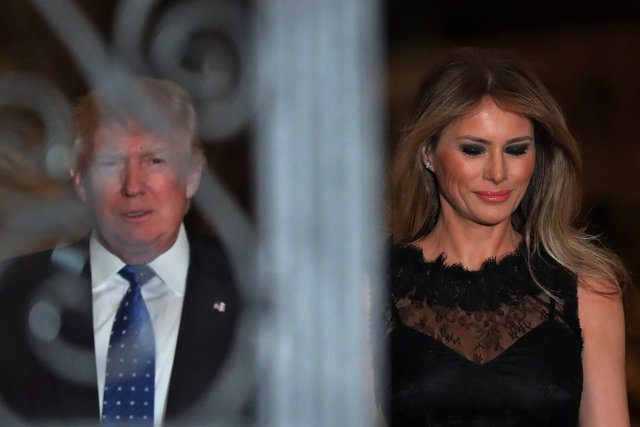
385, 48, 629, 426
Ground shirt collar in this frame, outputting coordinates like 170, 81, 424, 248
89, 224, 190, 296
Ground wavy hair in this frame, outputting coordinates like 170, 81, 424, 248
72, 76, 203, 176
390, 47, 627, 292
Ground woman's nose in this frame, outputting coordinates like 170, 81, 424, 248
484, 154, 507, 184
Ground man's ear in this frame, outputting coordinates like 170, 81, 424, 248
70, 169, 87, 201
185, 153, 204, 199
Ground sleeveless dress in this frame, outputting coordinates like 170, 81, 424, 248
384, 243, 583, 426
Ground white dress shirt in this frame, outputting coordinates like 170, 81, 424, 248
91, 224, 190, 426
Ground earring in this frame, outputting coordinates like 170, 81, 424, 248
421, 145, 434, 172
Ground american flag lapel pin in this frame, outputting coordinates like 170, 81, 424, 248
212, 301, 226, 312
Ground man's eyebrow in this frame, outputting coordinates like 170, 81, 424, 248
93, 150, 121, 158
140, 146, 168, 155
455, 135, 534, 144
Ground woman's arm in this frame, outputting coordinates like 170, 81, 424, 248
578, 280, 629, 426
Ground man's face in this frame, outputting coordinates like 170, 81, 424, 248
73, 126, 202, 264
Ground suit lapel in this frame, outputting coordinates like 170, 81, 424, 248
54, 239, 100, 418
165, 233, 238, 418
0, 239, 100, 422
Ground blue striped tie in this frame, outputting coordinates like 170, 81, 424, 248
103, 265, 155, 425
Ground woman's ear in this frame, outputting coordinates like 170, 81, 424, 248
422, 145, 434, 172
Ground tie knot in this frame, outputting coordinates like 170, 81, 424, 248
118, 264, 155, 288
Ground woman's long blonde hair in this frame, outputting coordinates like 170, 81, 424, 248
391, 47, 628, 292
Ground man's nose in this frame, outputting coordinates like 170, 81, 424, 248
484, 153, 507, 184
122, 160, 146, 197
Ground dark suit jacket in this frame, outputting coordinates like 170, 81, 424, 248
0, 231, 239, 424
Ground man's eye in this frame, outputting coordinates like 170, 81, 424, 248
97, 159, 119, 167
460, 144, 485, 156
505, 144, 530, 156
151, 158, 166, 165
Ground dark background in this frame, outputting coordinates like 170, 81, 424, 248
0, 0, 639, 423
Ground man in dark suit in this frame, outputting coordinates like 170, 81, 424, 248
0, 77, 238, 425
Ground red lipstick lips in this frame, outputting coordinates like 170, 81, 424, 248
474, 190, 511, 202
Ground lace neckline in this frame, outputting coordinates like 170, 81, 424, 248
405, 241, 525, 273
388, 240, 582, 361
391, 242, 539, 311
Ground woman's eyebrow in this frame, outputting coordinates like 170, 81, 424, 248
505, 136, 534, 144
455, 135, 534, 144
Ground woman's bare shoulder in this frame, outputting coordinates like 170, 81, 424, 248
577, 276, 624, 338
577, 277, 629, 426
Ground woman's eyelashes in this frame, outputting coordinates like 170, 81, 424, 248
460, 144, 485, 156
459, 143, 532, 157
504, 143, 532, 156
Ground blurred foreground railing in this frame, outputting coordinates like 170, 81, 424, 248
255, 0, 385, 426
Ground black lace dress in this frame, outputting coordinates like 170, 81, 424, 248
385, 243, 583, 426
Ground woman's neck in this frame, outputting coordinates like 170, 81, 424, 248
418, 215, 521, 270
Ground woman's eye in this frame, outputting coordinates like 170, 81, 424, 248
505, 144, 530, 156
460, 144, 485, 156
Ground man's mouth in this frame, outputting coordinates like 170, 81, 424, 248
121, 210, 151, 219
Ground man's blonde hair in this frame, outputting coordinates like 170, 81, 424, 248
72, 76, 204, 175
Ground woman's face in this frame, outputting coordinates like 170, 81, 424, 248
426, 96, 536, 229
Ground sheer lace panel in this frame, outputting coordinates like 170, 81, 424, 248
394, 292, 564, 364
